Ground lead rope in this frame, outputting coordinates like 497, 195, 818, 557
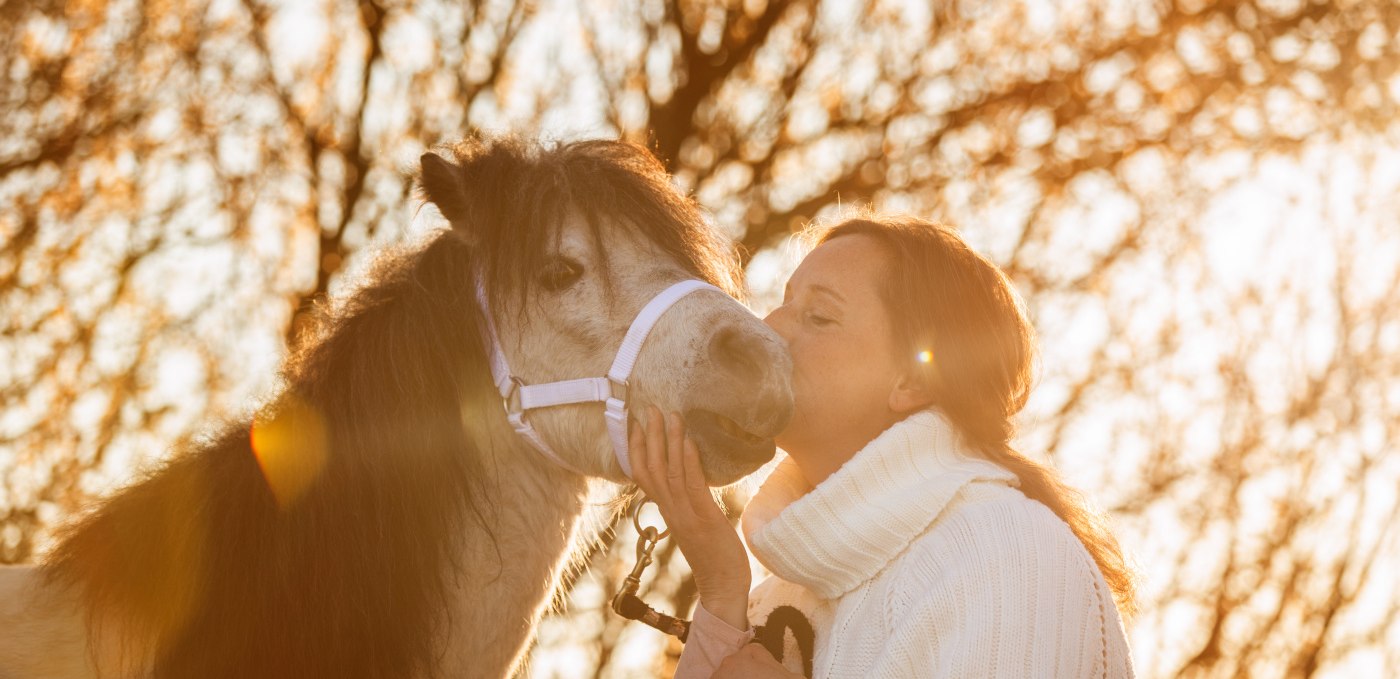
610, 497, 816, 678
610, 498, 691, 641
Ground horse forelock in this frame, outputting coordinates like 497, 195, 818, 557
424, 135, 746, 311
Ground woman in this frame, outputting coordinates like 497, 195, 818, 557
631, 215, 1136, 678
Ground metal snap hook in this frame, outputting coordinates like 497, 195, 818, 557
631, 496, 670, 541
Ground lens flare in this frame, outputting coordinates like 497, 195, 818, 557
250, 394, 329, 509
917, 349, 933, 364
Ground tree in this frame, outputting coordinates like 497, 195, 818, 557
3, 1, 1397, 676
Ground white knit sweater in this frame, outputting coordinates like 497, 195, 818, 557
674, 411, 1134, 678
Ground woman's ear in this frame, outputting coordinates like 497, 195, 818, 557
888, 369, 935, 415
420, 152, 475, 240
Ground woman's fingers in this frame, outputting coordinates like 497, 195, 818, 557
637, 410, 754, 609
664, 411, 696, 523
665, 411, 687, 490
629, 419, 654, 494
638, 407, 728, 530
645, 407, 670, 503
682, 437, 724, 520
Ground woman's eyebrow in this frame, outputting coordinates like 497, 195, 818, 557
810, 284, 846, 303
784, 280, 846, 303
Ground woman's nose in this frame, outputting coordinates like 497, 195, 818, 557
763, 306, 791, 340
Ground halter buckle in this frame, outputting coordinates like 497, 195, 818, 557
608, 376, 629, 402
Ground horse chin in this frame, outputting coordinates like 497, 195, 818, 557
698, 443, 777, 486
686, 411, 778, 485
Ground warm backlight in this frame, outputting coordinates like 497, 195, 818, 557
250, 394, 330, 509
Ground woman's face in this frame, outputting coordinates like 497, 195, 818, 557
763, 234, 911, 485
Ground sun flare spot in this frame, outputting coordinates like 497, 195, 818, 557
250, 394, 330, 509
917, 349, 934, 364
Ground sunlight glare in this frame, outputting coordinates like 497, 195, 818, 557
250, 394, 330, 509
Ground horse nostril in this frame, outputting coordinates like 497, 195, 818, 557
709, 325, 766, 380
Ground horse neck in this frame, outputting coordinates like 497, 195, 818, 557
0, 565, 97, 679
439, 421, 594, 676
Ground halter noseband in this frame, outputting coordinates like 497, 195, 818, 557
476, 278, 721, 477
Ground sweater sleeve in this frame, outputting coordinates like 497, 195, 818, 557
870, 492, 1135, 679
673, 600, 755, 679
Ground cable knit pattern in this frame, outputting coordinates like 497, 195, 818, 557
675, 411, 1134, 678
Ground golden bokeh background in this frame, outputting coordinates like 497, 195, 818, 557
2, 0, 1398, 676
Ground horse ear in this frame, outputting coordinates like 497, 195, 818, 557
420, 152, 474, 237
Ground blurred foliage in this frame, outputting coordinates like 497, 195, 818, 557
2, 0, 1399, 677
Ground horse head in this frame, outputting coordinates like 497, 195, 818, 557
420, 137, 793, 484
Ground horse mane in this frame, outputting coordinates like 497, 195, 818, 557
39, 136, 745, 679
44, 233, 493, 678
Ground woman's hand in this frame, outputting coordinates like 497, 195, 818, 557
714, 644, 804, 678
630, 406, 752, 631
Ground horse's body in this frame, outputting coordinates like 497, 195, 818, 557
0, 138, 793, 678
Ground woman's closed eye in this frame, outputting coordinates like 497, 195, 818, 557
804, 310, 837, 327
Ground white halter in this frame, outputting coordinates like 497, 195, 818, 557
476, 278, 722, 477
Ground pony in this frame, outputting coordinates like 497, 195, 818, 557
0, 136, 794, 678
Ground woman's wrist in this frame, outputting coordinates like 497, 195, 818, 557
695, 575, 750, 611
700, 593, 750, 632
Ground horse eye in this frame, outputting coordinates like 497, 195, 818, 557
540, 258, 584, 291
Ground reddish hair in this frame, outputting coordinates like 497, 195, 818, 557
818, 215, 1137, 616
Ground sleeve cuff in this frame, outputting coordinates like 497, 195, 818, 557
694, 600, 755, 643
674, 600, 755, 679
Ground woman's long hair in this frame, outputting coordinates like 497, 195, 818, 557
819, 215, 1137, 616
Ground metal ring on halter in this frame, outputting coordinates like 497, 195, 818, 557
501, 376, 525, 416
632, 497, 670, 540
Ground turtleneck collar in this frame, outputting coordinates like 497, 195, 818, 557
740, 410, 1018, 600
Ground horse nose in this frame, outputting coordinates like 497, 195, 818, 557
708, 324, 771, 382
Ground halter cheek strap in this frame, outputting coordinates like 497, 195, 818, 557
477, 279, 722, 477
